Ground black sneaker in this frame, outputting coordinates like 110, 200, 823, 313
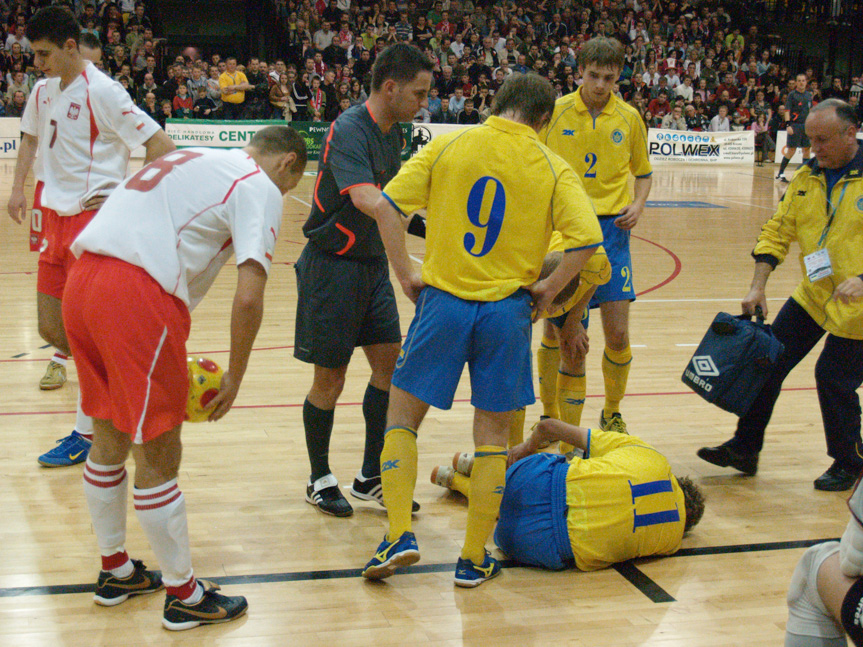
696, 444, 758, 476
306, 474, 353, 517
162, 580, 248, 631
93, 559, 164, 607
814, 461, 862, 492
349, 473, 420, 512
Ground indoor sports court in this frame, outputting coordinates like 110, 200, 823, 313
0, 160, 848, 645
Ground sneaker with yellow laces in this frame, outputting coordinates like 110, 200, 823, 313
599, 411, 629, 434
39, 360, 67, 390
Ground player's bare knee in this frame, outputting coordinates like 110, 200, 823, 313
605, 328, 629, 350
311, 366, 347, 405
133, 431, 182, 487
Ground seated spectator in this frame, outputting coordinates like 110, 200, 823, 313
414, 105, 431, 123
140, 91, 160, 120
648, 90, 672, 121
155, 100, 172, 129
192, 86, 217, 119
675, 76, 694, 102
709, 104, 731, 131
432, 96, 458, 123
172, 84, 194, 119
337, 96, 351, 116
5, 71, 29, 104
750, 112, 775, 164
661, 105, 687, 130
449, 86, 466, 115
457, 98, 481, 124
6, 90, 26, 117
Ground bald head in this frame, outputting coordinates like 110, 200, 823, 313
805, 99, 860, 169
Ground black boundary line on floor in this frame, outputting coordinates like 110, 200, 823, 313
0, 537, 840, 601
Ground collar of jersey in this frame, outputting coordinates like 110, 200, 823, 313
808, 144, 863, 178
484, 115, 538, 140
574, 86, 616, 116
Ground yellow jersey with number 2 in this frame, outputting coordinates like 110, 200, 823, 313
541, 87, 652, 216
382, 116, 603, 303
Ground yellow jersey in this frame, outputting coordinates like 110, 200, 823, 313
541, 87, 652, 216
219, 71, 248, 104
543, 235, 611, 320
566, 430, 686, 571
383, 116, 602, 302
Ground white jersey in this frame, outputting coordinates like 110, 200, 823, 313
25, 62, 159, 216
71, 148, 283, 310
20, 78, 49, 182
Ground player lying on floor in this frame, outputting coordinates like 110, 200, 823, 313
432, 418, 705, 571
786, 474, 863, 646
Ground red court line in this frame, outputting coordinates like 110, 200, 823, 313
633, 234, 682, 297
0, 387, 820, 417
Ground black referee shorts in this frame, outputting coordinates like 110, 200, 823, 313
294, 243, 401, 368
787, 128, 810, 149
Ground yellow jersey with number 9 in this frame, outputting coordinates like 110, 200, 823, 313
541, 87, 652, 216
382, 116, 603, 302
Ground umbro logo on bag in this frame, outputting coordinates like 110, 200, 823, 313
692, 355, 719, 377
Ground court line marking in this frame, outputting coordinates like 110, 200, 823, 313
708, 196, 775, 211
0, 537, 838, 601
639, 298, 786, 303
632, 235, 682, 297
0, 386, 824, 417
290, 195, 312, 208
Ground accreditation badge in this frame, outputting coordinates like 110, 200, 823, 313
804, 248, 833, 282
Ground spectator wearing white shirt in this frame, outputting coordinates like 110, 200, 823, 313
709, 104, 731, 131
5, 25, 32, 54
675, 76, 694, 102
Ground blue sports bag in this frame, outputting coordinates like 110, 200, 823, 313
681, 308, 785, 416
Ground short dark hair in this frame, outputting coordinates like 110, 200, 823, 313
78, 31, 102, 52
491, 73, 556, 130
677, 476, 705, 532
811, 98, 859, 128
249, 126, 308, 171
578, 36, 624, 70
27, 6, 80, 47
370, 43, 433, 92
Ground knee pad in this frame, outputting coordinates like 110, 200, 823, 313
842, 577, 863, 646
842, 518, 863, 578
788, 542, 845, 641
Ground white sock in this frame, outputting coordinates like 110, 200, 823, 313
133, 479, 194, 590
75, 390, 94, 439
52, 351, 68, 367
82, 458, 129, 573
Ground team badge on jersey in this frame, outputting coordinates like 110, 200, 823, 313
67, 103, 81, 120
857, 196, 863, 213
611, 129, 624, 145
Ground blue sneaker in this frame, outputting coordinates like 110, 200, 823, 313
454, 552, 501, 588
362, 532, 420, 580
38, 430, 91, 467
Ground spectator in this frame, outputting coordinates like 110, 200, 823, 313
449, 85, 466, 115
456, 97, 480, 124
5, 23, 31, 54
219, 57, 253, 120
661, 105, 687, 130
709, 104, 731, 131
6, 70, 29, 104
192, 86, 216, 119
432, 96, 457, 123
308, 75, 326, 121
172, 83, 193, 119
6, 89, 25, 117
675, 76, 694, 102
141, 91, 160, 120
751, 112, 775, 164
647, 90, 672, 120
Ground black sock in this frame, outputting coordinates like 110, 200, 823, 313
778, 155, 790, 175
304, 398, 334, 482
361, 383, 389, 479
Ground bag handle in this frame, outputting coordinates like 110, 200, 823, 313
737, 305, 766, 323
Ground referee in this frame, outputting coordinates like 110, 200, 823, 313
777, 73, 813, 182
294, 44, 433, 517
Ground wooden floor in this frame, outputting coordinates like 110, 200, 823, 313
0, 161, 848, 646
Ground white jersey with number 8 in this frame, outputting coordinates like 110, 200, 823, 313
71, 148, 284, 310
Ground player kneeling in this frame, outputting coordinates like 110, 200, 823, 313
434, 418, 704, 572
786, 475, 863, 646
63, 126, 306, 630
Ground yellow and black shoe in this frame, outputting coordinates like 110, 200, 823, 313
599, 411, 629, 435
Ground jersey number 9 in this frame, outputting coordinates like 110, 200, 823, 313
464, 176, 506, 257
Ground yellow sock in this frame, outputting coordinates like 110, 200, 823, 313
461, 446, 507, 563
451, 472, 470, 498
602, 345, 632, 418
380, 426, 418, 542
557, 371, 586, 454
537, 335, 560, 419
508, 408, 525, 448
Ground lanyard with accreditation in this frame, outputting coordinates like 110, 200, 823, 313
804, 182, 848, 283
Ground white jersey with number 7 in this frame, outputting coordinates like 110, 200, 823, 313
71, 148, 284, 311
21, 62, 160, 216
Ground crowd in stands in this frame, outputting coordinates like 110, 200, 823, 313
2, 0, 861, 156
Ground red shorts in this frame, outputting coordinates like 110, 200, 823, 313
62, 253, 192, 442
29, 181, 51, 252
36, 207, 97, 299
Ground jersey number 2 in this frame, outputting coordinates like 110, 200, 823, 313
584, 152, 598, 178
126, 150, 203, 192
464, 176, 506, 257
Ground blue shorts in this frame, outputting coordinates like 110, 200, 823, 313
494, 453, 574, 570
392, 286, 534, 413
590, 216, 635, 308
547, 304, 590, 331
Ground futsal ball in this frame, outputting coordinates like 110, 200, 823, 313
186, 356, 223, 422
